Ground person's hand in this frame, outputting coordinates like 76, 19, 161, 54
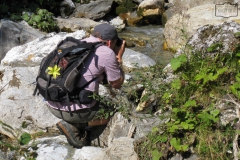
114, 40, 126, 63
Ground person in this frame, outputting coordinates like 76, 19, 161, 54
45, 23, 126, 148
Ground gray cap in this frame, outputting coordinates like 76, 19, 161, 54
92, 23, 119, 40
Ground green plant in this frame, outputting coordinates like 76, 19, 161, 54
20, 133, 31, 145
116, 0, 137, 15
134, 42, 240, 159
22, 8, 58, 32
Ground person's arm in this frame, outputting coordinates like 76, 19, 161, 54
109, 40, 126, 89
108, 68, 124, 89
114, 40, 126, 63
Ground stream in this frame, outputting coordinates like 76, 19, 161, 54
118, 25, 174, 67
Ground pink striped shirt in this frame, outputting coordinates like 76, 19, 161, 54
46, 36, 122, 111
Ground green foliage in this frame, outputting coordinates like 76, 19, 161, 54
22, 9, 58, 32
0, 0, 61, 21
151, 149, 162, 160
170, 54, 187, 71
170, 138, 188, 152
135, 42, 240, 159
20, 133, 31, 145
116, 0, 137, 15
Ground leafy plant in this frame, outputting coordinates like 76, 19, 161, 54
20, 133, 31, 145
22, 8, 58, 32
135, 42, 240, 159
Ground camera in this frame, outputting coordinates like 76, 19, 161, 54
116, 38, 123, 46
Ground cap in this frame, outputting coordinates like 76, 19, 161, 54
92, 23, 119, 40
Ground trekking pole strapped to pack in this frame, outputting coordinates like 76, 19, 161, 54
33, 37, 102, 116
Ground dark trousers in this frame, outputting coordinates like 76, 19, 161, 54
47, 101, 114, 124
47, 102, 100, 124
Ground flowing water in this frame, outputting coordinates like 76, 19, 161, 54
118, 25, 174, 67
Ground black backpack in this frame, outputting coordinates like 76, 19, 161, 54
33, 37, 102, 114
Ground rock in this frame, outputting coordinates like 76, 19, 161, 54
168, 0, 237, 9
123, 48, 156, 69
19, 133, 137, 160
71, 0, 113, 20
106, 137, 138, 160
110, 16, 125, 31
138, 0, 165, 24
1, 30, 86, 67
187, 21, 240, 54
121, 12, 143, 26
73, 147, 107, 160
0, 20, 44, 62
164, 4, 240, 51
56, 17, 101, 32
0, 29, 157, 140
60, 0, 75, 17
138, 0, 165, 10
0, 31, 87, 138
0, 66, 60, 138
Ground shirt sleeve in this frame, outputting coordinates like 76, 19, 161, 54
97, 46, 123, 82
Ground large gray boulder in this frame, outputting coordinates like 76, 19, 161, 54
188, 21, 240, 54
164, 4, 240, 51
71, 0, 113, 20
0, 30, 87, 139
0, 28, 156, 138
0, 20, 44, 62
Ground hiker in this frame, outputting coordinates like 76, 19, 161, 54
45, 23, 126, 148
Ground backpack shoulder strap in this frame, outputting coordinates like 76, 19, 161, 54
78, 41, 104, 90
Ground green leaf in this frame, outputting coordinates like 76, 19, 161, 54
170, 54, 187, 71
151, 149, 162, 160
171, 79, 181, 89
152, 127, 159, 133
22, 121, 27, 128
168, 124, 179, 133
20, 133, 31, 145
184, 100, 196, 108
170, 138, 181, 151
210, 109, 220, 117
236, 52, 240, 57
170, 138, 188, 151
32, 15, 42, 22
182, 144, 189, 151
180, 122, 194, 130
22, 13, 30, 21
236, 73, 240, 82
181, 73, 189, 80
